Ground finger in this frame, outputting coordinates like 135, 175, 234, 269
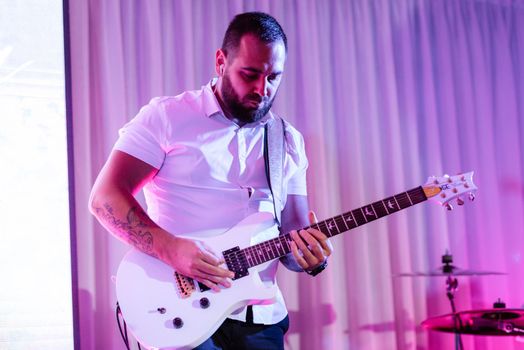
194, 277, 221, 292
299, 229, 323, 256
306, 211, 330, 259
308, 210, 318, 224
196, 260, 235, 279
291, 230, 310, 255
306, 228, 333, 257
200, 248, 222, 266
195, 271, 233, 289
177, 266, 224, 287
203, 245, 228, 265
192, 264, 234, 287
294, 230, 321, 266
289, 239, 308, 270
199, 251, 235, 278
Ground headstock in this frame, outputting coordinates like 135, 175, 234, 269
422, 171, 477, 210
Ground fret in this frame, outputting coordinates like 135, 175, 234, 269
247, 247, 257, 266
324, 218, 337, 237
263, 242, 273, 260
352, 209, 366, 226
405, 191, 414, 206
282, 234, 292, 253
372, 201, 388, 218
274, 237, 286, 256
245, 249, 254, 268
261, 242, 271, 261
331, 217, 341, 236
381, 200, 390, 215
269, 241, 278, 259
359, 208, 369, 223
348, 211, 358, 227
272, 240, 280, 257
253, 246, 262, 265
335, 215, 347, 234
370, 204, 378, 218
393, 195, 401, 210
320, 220, 333, 236
395, 193, 411, 209
284, 235, 292, 253
261, 244, 270, 262
269, 241, 277, 259
383, 196, 400, 213
255, 246, 265, 264
341, 213, 351, 231
362, 205, 377, 220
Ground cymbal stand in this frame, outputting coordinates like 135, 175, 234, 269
441, 252, 464, 350
446, 274, 464, 350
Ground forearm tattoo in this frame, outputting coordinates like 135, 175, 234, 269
95, 203, 158, 258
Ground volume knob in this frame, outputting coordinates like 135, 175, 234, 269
199, 297, 210, 309
173, 317, 184, 329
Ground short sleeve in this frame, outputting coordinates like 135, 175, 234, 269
283, 122, 308, 196
113, 98, 168, 169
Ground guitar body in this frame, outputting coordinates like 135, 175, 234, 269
116, 212, 280, 350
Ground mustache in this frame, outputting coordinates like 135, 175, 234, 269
244, 94, 269, 104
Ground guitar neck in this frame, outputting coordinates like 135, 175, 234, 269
235, 186, 428, 269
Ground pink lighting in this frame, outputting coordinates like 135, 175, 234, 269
65, 1, 524, 349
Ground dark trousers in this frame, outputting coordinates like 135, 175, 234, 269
193, 308, 289, 350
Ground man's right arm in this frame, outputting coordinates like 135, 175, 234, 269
88, 150, 234, 291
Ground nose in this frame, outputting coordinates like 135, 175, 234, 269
253, 77, 269, 97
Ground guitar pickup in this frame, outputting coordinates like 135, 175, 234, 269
223, 246, 249, 280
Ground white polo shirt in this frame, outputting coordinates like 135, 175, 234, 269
113, 80, 308, 324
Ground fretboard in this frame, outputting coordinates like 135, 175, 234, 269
226, 186, 427, 270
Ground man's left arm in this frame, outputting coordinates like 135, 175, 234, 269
279, 194, 333, 274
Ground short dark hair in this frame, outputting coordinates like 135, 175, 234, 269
221, 12, 287, 57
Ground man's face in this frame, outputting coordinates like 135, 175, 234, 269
219, 34, 286, 124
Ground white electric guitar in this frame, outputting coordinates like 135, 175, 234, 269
116, 172, 477, 349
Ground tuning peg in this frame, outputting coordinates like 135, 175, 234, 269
468, 192, 475, 201
456, 197, 464, 206
445, 203, 454, 211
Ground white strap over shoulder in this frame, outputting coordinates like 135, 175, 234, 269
264, 113, 286, 227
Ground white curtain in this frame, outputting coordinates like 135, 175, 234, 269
69, 0, 524, 349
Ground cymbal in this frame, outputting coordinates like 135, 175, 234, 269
396, 265, 506, 277
396, 252, 505, 277
422, 309, 524, 335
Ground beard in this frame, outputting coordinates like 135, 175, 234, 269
220, 73, 275, 124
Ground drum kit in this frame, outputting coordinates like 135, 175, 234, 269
398, 252, 523, 349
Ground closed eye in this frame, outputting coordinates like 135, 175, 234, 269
242, 72, 258, 81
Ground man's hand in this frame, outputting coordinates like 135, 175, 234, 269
289, 211, 333, 271
158, 234, 235, 292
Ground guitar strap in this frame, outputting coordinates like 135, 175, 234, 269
264, 114, 286, 228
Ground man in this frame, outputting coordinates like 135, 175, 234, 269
89, 12, 332, 350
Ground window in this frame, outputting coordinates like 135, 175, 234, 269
0, 1, 74, 349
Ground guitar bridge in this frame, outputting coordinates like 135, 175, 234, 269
174, 271, 196, 298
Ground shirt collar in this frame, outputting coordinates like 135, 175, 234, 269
202, 78, 274, 127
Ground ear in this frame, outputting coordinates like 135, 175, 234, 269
215, 49, 227, 76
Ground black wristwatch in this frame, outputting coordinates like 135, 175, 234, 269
305, 259, 328, 276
